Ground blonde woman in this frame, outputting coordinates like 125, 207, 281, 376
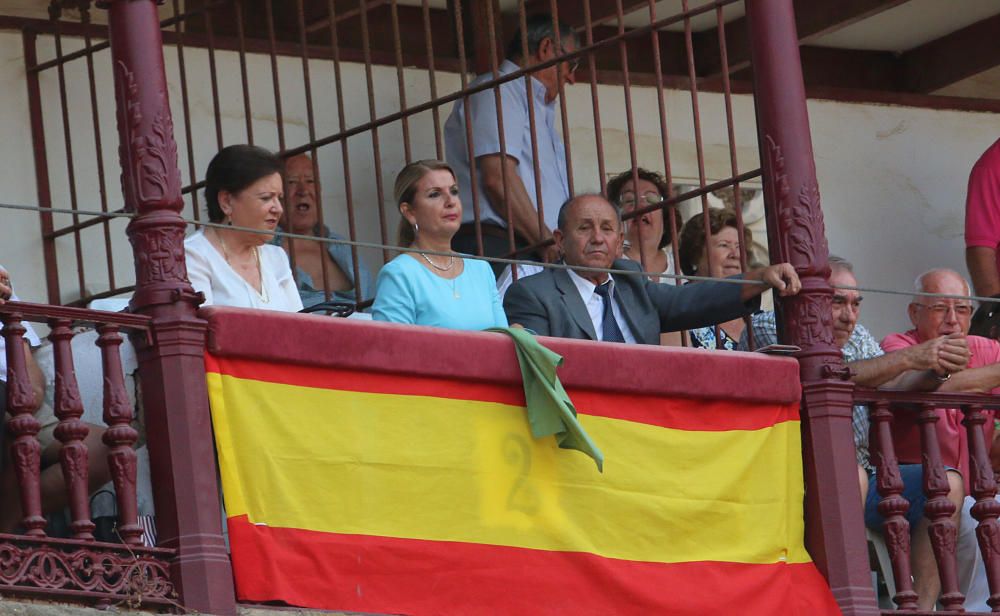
372, 160, 507, 330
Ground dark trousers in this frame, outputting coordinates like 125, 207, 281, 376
452, 223, 539, 277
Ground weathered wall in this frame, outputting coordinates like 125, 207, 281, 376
1, 27, 999, 337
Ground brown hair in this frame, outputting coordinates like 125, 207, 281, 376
394, 159, 457, 247
677, 208, 753, 276
605, 168, 681, 248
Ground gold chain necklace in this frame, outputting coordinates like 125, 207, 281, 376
216, 230, 270, 303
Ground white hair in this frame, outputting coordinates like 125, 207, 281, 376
912, 268, 970, 303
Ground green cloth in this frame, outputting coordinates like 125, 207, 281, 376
487, 327, 604, 472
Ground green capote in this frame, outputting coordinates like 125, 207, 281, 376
487, 327, 604, 472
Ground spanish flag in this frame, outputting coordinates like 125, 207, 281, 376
206, 353, 838, 615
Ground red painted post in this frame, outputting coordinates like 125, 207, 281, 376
870, 401, 918, 609
49, 318, 95, 540
918, 403, 963, 609
962, 404, 1000, 610
744, 0, 878, 613
2, 314, 46, 537
95, 0, 235, 613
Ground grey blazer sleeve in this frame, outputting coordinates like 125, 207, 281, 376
645, 276, 761, 332
503, 280, 552, 337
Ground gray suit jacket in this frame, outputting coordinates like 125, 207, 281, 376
503, 259, 759, 345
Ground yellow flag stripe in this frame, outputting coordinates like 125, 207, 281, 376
209, 371, 810, 566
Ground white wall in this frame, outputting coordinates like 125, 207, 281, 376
2, 27, 999, 338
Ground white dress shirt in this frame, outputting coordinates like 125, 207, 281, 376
565, 268, 637, 344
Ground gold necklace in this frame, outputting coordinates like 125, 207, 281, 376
216, 230, 269, 303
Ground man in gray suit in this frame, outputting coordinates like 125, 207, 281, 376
503, 194, 801, 343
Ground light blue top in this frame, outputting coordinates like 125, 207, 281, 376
443, 59, 569, 232
372, 254, 508, 330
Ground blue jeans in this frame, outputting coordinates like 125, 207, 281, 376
865, 464, 928, 531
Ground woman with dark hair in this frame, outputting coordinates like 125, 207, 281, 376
372, 160, 507, 330
606, 168, 682, 286
184, 144, 303, 311
678, 207, 754, 350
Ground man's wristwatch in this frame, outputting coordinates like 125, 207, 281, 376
934, 371, 952, 383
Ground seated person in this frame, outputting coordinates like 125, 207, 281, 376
0, 267, 111, 535
278, 153, 373, 309
610, 168, 681, 285
496, 167, 680, 297
185, 145, 303, 312
503, 194, 799, 343
739, 257, 969, 611
678, 208, 753, 350
372, 160, 507, 330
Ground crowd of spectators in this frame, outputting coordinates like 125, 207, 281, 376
4, 9, 1000, 612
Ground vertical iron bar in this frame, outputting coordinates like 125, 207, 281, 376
390, 0, 412, 162
235, 0, 254, 145
53, 16, 87, 299
172, 0, 201, 223
614, 0, 646, 274
23, 31, 61, 303
326, 0, 365, 303
203, 7, 224, 151
484, 0, 517, 257
546, 0, 574, 197
79, 5, 116, 292
359, 0, 391, 261
681, 0, 720, 348
421, 0, 444, 160
516, 1, 547, 257
294, 0, 332, 299
582, 0, 607, 195
265, 0, 286, 152
453, 0, 485, 257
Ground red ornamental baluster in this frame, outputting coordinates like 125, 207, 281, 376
50, 318, 95, 540
918, 402, 964, 609
869, 401, 918, 610
963, 404, 1000, 611
97, 323, 141, 546
2, 313, 45, 536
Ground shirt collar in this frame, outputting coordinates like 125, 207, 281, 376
500, 59, 553, 107
566, 267, 613, 301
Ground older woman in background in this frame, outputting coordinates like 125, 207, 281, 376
373, 160, 507, 330
678, 207, 754, 350
185, 145, 303, 312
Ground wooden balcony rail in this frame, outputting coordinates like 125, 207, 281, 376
0, 301, 174, 606
855, 388, 1000, 612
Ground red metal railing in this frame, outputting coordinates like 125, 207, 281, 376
0, 301, 174, 606
857, 388, 1000, 612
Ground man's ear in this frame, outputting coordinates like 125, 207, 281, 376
907, 302, 920, 328
536, 36, 555, 61
553, 228, 565, 252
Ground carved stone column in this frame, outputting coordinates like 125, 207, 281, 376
745, 0, 878, 613
96, 0, 235, 613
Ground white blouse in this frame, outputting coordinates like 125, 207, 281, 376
184, 231, 303, 312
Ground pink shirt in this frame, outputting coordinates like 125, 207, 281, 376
966, 138, 1000, 274
881, 330, 1000, 492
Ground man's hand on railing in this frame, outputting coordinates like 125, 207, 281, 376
740, 263, 801, 302
902, 332, 970, 379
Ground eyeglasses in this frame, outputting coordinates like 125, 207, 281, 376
565, 57, 580, 73
914, 303, 973, 317
619, 192, 662, 209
